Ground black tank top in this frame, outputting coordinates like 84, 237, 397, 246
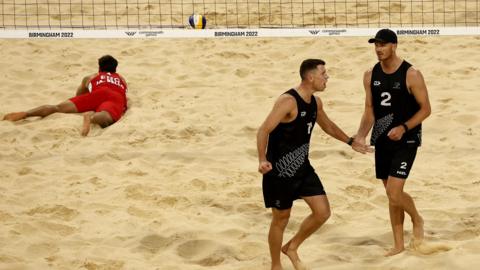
370, 60, 422, 147
266, 89, 317, 178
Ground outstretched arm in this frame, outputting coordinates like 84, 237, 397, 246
315, 95, 372, 154
257, 95, 296, 174
355, 70, 375, 145
314, 95, 351, 143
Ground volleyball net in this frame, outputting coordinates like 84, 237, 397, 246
0, 1, 479, 38
1, 0, 479, 29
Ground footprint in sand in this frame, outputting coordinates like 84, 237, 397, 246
344, 185, 374, 199
409, 239, 451, 255
137, 234, 175, 254
25, 205, 79, 221
177, 239, 232, 267
233, 241, 265, 261
235, 68, 250, 78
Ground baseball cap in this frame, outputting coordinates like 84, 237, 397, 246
368, 29, 397, 44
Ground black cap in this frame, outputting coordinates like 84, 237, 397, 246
368, 29, 397, 44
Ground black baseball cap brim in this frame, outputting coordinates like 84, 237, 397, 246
368, 37, 388, 43
368, 29, 398, 44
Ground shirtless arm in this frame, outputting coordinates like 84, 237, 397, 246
257, 95, 296, 174
119, 74, 128, 89
356, 69, 375, 144
118, 74, 129, 108
75, 74, 96, 96
314, 96, 371, 153
405, 68, 431, 129
387, 67, 431, 141
314, 96, 350, 143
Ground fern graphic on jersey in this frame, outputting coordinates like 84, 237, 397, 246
371, 113, 394, 144
275, 143, 310, 178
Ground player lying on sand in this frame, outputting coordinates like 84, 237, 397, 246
3, 55, 127, 136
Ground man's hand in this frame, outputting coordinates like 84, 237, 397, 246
387, 126, 406, 141
258, 160, 273, 174
351, 137, 374, 154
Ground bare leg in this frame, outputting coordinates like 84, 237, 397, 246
269, 208, 291, 270
385, 201, 405, 256
3, 101, 78, 121
282, 195, 330, 269
81, 111, 113, 136
3, 112, 28, 121
402, 192, 424, 242
384, 177, 424, 256
81, 112, 93, 136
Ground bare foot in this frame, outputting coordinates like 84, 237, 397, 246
413, 216, 424, 242
384, 247, 405, 257
281, 241, 307, 270
81, 112, 93, 136
271, 265, 283, 270
3, 112, 27, 121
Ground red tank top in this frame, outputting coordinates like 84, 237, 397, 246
88, 72, 127, 93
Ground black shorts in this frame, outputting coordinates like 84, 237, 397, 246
375, 144, 418, 180
262, 170, 326, 210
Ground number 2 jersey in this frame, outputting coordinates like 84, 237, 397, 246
370, 60, 422, 147
266, 89, 317, 179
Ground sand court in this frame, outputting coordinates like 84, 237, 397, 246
0, 35, 480, 269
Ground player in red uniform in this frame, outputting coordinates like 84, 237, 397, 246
3, 55, 127, 136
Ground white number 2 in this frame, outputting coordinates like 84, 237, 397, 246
400, 162, 407, 169
307, 122, 313, 134
381, 92, 391, 106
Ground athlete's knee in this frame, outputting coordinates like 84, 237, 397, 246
312, 208, 330, 223
92, 112, 114, 128
272, 209, 291, 226
96, 118, 113, 128
56, 101, 77, 113
386, 189, 403, 206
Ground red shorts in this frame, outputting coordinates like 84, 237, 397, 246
70, 89, 126, 122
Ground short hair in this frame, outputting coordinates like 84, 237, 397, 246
98, 55, 118, 73
299, 59, 326, 80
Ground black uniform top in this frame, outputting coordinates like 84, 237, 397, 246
266, 89, 317, 178
370, 60, 422, 147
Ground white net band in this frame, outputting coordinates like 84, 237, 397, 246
1, 27, 479, 38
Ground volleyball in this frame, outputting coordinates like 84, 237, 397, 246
188, 14, 207, 29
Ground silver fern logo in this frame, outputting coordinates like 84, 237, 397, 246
371, 113, 394, 143
275, 143, 310, 178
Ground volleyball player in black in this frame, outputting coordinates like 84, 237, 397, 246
355, 29, 431, 256
257, 59, 369, 270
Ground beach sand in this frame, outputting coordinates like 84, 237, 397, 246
1, 35, 479, 270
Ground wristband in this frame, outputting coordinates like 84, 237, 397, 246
401, 123, 409, 132
347, 137, 354, 146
